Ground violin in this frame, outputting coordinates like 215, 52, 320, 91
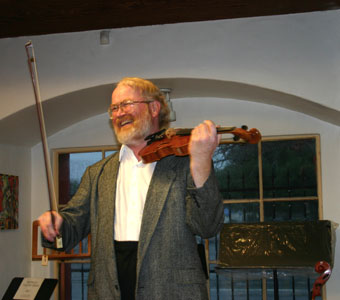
138, 125, 261, 164
311, 261, 332, 300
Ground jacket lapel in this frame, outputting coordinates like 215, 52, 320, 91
95, 153, 120, 281
137, 155, 178, 273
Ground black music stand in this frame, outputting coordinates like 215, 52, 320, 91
2, 277, 58, 300
216, 221, 337, 300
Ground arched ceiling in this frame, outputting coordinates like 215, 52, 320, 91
1, 78, 339, 147
1, 0, 340, 38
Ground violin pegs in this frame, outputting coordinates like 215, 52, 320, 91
241, 125, 248, 130
233, 135, 240, 141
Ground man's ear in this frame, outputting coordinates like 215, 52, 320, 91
150, 101, 161, 117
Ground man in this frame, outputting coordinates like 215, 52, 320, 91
39, 77, 224, 300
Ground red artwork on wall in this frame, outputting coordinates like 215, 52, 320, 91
0, 174, 19, 230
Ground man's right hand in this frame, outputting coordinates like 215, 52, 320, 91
38, 211, 63, 242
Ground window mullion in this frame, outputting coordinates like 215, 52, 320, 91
258, 140, 264, 222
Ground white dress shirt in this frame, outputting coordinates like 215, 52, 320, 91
114, 145, 157, 241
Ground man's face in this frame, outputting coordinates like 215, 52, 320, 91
111, 85, 153, 146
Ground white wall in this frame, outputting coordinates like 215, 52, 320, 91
1, 10, 340, 120
1, 8, 340, 299
0, 145, 31, 294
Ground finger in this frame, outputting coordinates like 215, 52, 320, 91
39, 212, 58, 241
41, 224, 56, 242
203, 120, 216, 131
202, 120, 218, 138
217, 133, 222, 144
52, 211, 63, 235
193, 121, 212, 138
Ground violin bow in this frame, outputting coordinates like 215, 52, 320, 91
25, 41, 63, 249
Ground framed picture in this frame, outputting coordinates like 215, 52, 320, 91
0, 174, 19, 230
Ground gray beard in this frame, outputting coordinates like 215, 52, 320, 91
115, 113, 152, 146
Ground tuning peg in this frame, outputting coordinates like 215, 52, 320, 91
241, 125, 248, 130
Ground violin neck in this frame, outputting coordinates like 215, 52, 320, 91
216, 126, 237, 134
173, 126, 236, 136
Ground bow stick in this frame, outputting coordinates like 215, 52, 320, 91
25, 41, 63, 249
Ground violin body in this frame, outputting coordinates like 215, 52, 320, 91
139, 126, 261, 164
139, 135, 191, 163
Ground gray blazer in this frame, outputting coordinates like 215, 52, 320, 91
55, 153, 224, 300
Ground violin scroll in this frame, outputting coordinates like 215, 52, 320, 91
229, 127, 261, 144
311, 261, 331, 300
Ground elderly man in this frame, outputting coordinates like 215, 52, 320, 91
39, 77, 224, 300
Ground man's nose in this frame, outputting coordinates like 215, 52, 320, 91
115, 105, 126, 116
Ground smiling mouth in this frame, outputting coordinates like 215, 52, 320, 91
118, 118, 134, 128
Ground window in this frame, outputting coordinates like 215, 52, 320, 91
54, 135, 321, 300
208, 135, 321, 300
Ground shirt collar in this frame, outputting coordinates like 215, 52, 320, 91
119, 144, 157, 168
119, 144, 133, 162
119, 144, 144, 166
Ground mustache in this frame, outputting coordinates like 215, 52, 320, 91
115, 115, 134, 127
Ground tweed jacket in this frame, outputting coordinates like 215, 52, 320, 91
55, 152, 224, 300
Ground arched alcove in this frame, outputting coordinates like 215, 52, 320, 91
1, 78, 339, 147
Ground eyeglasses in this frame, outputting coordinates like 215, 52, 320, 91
108, 99, 154, 119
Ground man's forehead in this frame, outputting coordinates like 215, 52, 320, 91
112, 84, 142, 101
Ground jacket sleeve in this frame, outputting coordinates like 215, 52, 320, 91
42, 167, 93, 252
185, 164, 224, 238
60, 167, 93, 252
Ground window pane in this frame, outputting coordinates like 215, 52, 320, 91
211, 266, 263, 300
213, 143, 259, 200
262, 139, 317, 198
69, 152, 103, 198
248, 279, 263, 300
59, 152, 104, 204
208, 235, 220, 261
294, 276, 314, 299
264, 200, 318, 222
210, 264, 233, 300
71, 236, 90, 254
105, 150, 117, 157
71, 263, 90, 300
224, 203, 260, 224
266, 273, 317, 300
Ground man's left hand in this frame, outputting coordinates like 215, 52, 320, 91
189, 120, 220, 187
